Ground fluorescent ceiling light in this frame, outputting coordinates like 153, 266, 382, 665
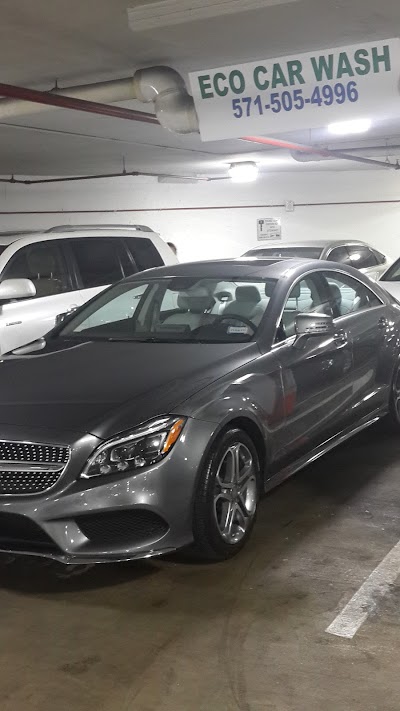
128, 0, 299, 31
328, 118, 372, 136
229, 162, 259, 183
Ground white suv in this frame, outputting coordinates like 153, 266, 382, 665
0, 225, 177, 354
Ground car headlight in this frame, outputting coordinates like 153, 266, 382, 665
81, 416, 186, 479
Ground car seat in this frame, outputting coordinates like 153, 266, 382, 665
223, 285, 265, 326
161, 288, 215, 330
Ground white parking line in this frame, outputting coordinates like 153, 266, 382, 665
326, 539, 400, 639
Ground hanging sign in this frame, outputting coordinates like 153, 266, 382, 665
189, 39, 400, 141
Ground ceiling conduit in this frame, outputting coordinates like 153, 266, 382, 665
0, 67, 198, 134
0, 67, 398, 170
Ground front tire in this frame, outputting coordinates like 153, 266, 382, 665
387, 361, 400, 430
192, 428, 260, 561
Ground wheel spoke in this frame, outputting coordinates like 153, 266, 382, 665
237, 459, 253, 485
237, 493, 251, 519
222, 502, 236, 537
232, 445, 241, 483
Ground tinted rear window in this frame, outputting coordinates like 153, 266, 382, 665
70, 238, 125, 289
124, 237, 163, 271
244, 247, 323, 259
0, 245, 7, 257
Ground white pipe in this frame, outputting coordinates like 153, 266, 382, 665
291, 145, 400, 162
0, 66, 200, 134
0, 78, 137, 119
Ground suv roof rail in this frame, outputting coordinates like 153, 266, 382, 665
46, 224, 154, 234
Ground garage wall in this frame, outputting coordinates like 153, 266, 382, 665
0, 169, 399, 261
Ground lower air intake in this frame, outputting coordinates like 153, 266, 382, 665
75, 510, 169, 547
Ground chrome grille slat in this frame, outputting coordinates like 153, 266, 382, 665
0, 440, 70, 495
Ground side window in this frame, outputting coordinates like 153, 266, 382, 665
322, 272, 382, 318
70, 238, 125, 289
124, 237, 163, 271
277, 274, 330, 342
346, 246, 378, 269
383, 260, 400, 282
327, 246, 351, 264
1, 241, 72, 298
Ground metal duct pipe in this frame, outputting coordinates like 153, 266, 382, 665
0, 66, 199, 134
291, 145, 400, 162
242, 136, 400, 170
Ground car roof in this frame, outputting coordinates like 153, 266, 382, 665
0, 226, 157, 247
245, 239, 367, 250
123, 257, 318, 281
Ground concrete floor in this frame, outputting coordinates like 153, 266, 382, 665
1, 423, 400, 711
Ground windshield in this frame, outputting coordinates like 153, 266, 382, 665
244, 247, 323, 259
59, 276, 277, 344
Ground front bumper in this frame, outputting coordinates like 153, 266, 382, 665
0, 418, 216, 564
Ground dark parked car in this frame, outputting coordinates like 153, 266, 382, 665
0, 258, 399, 564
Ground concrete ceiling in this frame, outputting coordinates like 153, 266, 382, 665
0, 0, 400, 176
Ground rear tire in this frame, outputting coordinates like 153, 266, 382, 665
192, 428, 260, 561
386, 361, 400, 430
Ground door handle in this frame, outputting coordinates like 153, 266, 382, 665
334, 329, 348, 346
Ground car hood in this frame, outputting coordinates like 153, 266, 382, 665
0, 338, 259, 437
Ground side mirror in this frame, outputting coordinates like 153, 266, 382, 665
0, 278, 36, 302
293, 312, 334, 348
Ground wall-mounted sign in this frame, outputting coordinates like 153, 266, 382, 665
189, 39, 400, 141
257, 218, 281, 241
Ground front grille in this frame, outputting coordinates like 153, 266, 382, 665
0, 512, 60, 552
0, 440, 70, 495
76, 510, 169, 547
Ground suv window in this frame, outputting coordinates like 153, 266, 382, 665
322, 272, 382, 317
1, 241, 71, 298
124, 237, 163, 271
244, 247, 323, 259
70, 238, 126, 289
346, 245, 378, 269
327, 246, 351, 264
0, 245, 7, 257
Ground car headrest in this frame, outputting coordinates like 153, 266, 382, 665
235, 285, 261, 303
177, 288, 214, 313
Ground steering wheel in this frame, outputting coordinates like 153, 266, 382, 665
208, 314, 257, 333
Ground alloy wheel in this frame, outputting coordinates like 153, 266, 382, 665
213, 442, 258, 545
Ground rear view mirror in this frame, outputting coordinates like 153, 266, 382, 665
0, 278, 36, 302
293, 313, 334, 349
295, 312, 334, 337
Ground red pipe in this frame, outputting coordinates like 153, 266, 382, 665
0, 82, 159, 125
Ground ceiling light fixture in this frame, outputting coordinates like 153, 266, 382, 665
128, 0, 299, 32
328, 118, 372, 136
229, 161, 259, 183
